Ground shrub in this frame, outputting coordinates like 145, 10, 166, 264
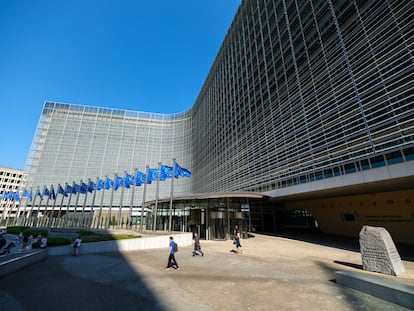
7, 226, 29, 234
7, 226, 48, 237
32, 237, 71, 248
24, 229, 48, 236
75, 230, 95, 236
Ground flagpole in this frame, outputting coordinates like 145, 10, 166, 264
78, 180, 88, 227
36, 186, 46, 228
71, 181, 82, 228
13, 190, 23, 226
107, 173, 116, 229
153, 162, 161, 231
140, 165, 149, 231
57, 184, 66, 228
0, 193, 6, 221
47, 185, 57, 228
1, 193, 7, 221
3, 192, 10, 225
168, 158, 176, 232
8, 192, 18, 226
89, 177, 99, 228
129, 168, 137, 230
0, 194, 4, 220
22, 187, 32, 226
117, 171, 126, 229
97, 176, 107, 229
1, 193, 8, 222
7, 193, 16, 226
63, 182, 75, 228
27, 187, 38, 227
41, 187, 51, 228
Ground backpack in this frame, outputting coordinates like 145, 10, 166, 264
173, 242, 178, 252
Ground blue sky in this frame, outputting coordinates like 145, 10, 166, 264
0, 0, 240, 170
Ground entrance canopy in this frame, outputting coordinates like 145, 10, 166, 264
147, 191, 269, 204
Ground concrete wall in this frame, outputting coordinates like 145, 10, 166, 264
47, 232, 193, 256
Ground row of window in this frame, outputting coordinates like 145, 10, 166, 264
0, 172, 22, 178
258, 147, 414, 192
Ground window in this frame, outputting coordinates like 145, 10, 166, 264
370, 155, 385, 168
386, 151, 403, 165
360, 159, 370, 170
403, 147, 414, 161
344, 163, 356, 174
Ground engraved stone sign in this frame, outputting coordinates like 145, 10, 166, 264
359, 225, 405, 276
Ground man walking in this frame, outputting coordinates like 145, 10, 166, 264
192, 232, 204, 257
166, 236, 179, 271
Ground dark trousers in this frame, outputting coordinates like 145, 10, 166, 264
193, 245, 204, 256
167, 254, 179, 269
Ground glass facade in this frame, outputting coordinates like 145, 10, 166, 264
21, 0, 413, 234
24, 102, 192, 210
192, 0, 414, 194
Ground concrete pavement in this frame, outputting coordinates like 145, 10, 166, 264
0, 233, 413, 311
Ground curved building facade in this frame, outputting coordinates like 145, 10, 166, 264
24, 102, 193, 220
192, 0, 414, 194
25, 102, 192, 194
21, 0, 414, 242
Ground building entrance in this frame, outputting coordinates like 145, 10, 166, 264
210, 211, 227, 240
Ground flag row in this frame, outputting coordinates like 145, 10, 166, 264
0, 162, 191, 202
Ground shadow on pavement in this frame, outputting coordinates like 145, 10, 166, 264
0, 229, 168, 311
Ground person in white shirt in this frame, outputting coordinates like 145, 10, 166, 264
73, 235, 81, 256
40, 234, 47, 249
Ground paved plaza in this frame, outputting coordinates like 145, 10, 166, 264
0, 233, 413, 311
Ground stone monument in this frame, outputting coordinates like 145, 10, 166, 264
359, 225, 405, 276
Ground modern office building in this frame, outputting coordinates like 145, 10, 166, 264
22, 0, 413, 243
22, 104, 193, 229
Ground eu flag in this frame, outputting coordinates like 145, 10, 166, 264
36, 188, 43, 199
160, 165, 173, 180
24, 189, 33, 201
105, 177, 113, 190
135, 171, 146, 186
88, 180, 96, 193
58, 184, 68, 197
72, 183, 80, 194
124, 173, 134, 188
80, 182, 88, 194
147, 168, 159, 184
115, 175, 124, 191
50, 186, 56, 200
65, 184, 72, 194
97, 179, 104, 190
174, 162, 192, 178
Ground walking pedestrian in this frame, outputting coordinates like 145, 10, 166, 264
234, 232, 242, 254
233, 225, 239, 242
192, 232, 204, 257
166, 236, 179, 271
73, 235, 81, 256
